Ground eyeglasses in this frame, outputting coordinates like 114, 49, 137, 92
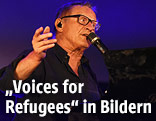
61, 14, 101, 31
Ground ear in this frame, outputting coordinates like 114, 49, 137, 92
55, 18, 63, 32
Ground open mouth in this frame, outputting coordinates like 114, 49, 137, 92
81, 34, 87, 41
80, 34, 91, 44
81, 34, 91, 44
82, 34, 88, 37
81, 34, 89, 40
82, 34, 89, 37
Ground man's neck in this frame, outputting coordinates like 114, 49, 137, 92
57, 40, 84, 61
57, 41, 85, 76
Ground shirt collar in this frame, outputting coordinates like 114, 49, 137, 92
81, 55, 89, 64
50, 43, 89, 64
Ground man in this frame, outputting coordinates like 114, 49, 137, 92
0, 1, 102, 121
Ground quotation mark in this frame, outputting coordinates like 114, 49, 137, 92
5, 90, 13, 96
71, 100, 79, 107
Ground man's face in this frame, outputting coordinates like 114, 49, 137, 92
61, 5, 97, 50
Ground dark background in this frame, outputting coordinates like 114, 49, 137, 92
0, 0, 156, 120
0, 0, 156, 83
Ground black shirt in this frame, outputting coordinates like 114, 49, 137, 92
0, 44, 102, 121
0, 43, 101, 105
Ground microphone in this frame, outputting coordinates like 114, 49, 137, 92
87, 32, 108, 54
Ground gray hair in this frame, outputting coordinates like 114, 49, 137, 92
53, 1, 96, 34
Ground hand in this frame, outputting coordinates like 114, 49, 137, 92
32, 26, 57, 61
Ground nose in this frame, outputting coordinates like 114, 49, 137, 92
86, 21, 95, 32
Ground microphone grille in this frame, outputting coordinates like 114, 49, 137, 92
87, 32, 97, 41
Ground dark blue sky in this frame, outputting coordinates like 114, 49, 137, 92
0, 0, 156, 82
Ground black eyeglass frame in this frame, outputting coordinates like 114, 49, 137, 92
60, 14, 101, 31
